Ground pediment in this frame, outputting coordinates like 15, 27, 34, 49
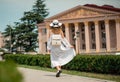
57, 8, 104, 19
46, 5, 118, 20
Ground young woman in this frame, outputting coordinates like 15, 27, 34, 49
47, 20, 76, 77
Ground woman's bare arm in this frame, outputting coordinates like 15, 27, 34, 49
48, 29, 52, 38
61, 30, 74, 48
61, 30, 65, 38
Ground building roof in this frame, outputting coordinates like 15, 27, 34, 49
45, 4, 120, 21
84, 4, 120, 12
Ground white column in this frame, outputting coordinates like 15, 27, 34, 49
95, 21, 101, 52
65, 23, 70, 42
115, 19, 120, 51
74, 23, 79, 53
46, 24, 50, 41
84, 22, 90, 53
46, 24, 50, 54
38, 28, 42, 54
105, 20, 111, 52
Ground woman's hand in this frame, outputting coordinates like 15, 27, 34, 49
48, 50, 51, 53
70, 45, 74, 48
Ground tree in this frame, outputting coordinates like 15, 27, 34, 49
3, 25, 16, 52
21, 0, 49, 24
32, 0, 49, 23
18, 0, 49, 52
3, 0, 49, 53
15, 22, 38, 52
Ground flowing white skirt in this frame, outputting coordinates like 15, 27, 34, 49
50, 45, 76, 68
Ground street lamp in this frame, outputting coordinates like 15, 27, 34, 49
76, 31, 80, 37
6, 36, 12, 53
7, 24, 12, 53
9, 27, 13, 53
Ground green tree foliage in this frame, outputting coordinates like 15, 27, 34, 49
3, 0, 49, 52
14, 22, 38, 52
32, 0, 49, 23
0, 61, 23, 82
21, 0, 49, 24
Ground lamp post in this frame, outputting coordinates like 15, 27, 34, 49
10, 27, 12, 53
6, 36, 12, 53
8, 22, 13, 53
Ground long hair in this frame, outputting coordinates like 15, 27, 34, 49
51, 27, 62, 34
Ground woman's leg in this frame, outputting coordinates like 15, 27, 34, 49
56, 66, 61, 71
56, 66, 62, 77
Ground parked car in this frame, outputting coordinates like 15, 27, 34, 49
0, 48, 10, 59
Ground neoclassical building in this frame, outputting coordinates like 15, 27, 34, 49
37, 4, 120, 54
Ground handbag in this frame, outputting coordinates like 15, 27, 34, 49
51, 35, 61, 46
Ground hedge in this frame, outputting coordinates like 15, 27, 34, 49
63, 55, 120, 75
0, 61, 23, 82
4, 54, 120, 75
4, 54, 51, 68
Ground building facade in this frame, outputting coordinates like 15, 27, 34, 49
0, 32, 4, 48
37, 4, 120, 54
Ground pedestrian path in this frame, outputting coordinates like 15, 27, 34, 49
18, 67, 115, 82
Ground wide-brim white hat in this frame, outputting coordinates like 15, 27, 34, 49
50, 20, 62, 27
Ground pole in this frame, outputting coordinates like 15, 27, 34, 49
9, 21, 12, 53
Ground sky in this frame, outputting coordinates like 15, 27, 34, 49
0, 0, 120, 32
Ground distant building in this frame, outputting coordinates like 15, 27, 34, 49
0, 32, 4, 48
37, 4, 120, 54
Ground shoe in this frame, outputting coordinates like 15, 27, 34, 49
56, 70, 62, 77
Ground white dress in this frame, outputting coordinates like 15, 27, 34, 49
47, 34, 76, 68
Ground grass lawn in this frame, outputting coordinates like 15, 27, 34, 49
19, 64, 120, 82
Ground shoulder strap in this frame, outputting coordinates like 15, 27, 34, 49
52, 34, 61, 39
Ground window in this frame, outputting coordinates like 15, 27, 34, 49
82, 44, 86, 49
82, 33, 85, 41
101, 32, 106, 38
91, 24, 95, 31
42, 28, 46, 34
102, 43, 106, 48
81, 26, 85, 32
91, 32, 95, 40
71, 27, 75, 32
45, 42, 47, 52
101, 23, 105, 30
92, 43, 96, 49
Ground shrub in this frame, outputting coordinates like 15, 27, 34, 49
0, 61, 23, 82
4, 54, 51, 68
63, 55, 120, 75
4, 54, 120, 75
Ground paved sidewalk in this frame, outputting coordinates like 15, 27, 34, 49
18, 67, 115, 82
